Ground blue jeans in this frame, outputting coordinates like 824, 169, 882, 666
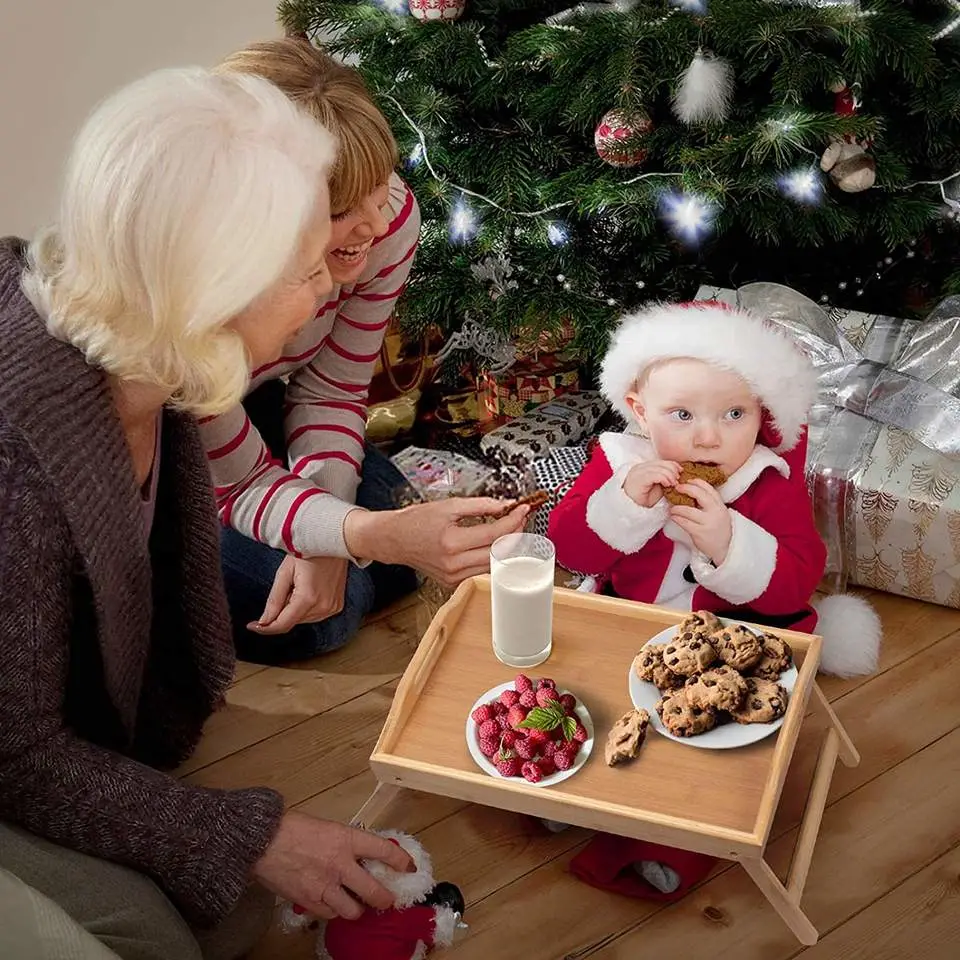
220, 384, 418, 664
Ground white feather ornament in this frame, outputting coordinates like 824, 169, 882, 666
672, 49, 734, 124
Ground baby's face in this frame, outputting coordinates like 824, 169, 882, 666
627, 358, 762, 477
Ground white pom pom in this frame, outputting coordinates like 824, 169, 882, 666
813, 594, 882, 678
672, 50, 734, 124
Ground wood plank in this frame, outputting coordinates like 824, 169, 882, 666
232, 661, 266, 684
790, 842, 960, 960
184, 681, 399, 802
178, 602, 421, 775
293, 770, 469, 834
577, 729, 960, 959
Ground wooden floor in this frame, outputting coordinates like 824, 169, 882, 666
180, 587, 960, 960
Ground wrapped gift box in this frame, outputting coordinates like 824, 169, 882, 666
697, 283, 960, 608
479, 391, 608, 463
477, 349, 581, 419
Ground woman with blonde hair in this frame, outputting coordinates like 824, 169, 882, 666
0, 67, 414, 960
208, 37, 528, 663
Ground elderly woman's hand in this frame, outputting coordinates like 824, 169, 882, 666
252, 811, 414, 920
344, 497, 530, 587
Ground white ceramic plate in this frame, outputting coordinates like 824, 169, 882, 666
465, 681, 594, 786
628, 622, 798, 750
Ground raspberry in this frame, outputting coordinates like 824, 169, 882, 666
559, 694, 577, 713
495, 714, 510, 730
521, 761, 543, 783
500, 730, 519, 748
553, 748, 574, 771
515, 737, 538, 760
471, 704, 495, 725
519, 690, 537, 709
492, 701, 508, 716
495, 756, 521, 778
477, 719, 499, 741
541, 739, 557, 758
538, 756, 556, 776
499, 689, 520, 708
479, 737, 500, 758
560, 742, 580, 764
537, 678, 557, 690
536, 687, 560, 708
572, 722, 588, 743
550, 724, 566, 741
515, 674, 534, 693
525, 729, 548, 749
507, 705, 528, 728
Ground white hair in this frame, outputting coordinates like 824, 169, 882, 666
21, 67, 337, 416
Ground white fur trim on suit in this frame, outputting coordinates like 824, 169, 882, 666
586, 464, 669, 553
431, 906, 459, 948
813, 593, 882, 677
690, 510, 777, 605
599, 302, 817, 453
718, 445, 789, 500
362, 831, 434, 908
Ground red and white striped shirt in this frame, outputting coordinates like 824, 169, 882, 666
200, 173, 420, 560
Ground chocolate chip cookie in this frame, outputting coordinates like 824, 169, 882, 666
661, 631, 719, 676
729, 677, 788, 724
604, 708, 650, 766
684, 664, 748, 712
749, 633, 794, 680
633, 647, 685, 692
679, 609, 722, 636
655, 693, 718, 738
712, 624, 763, 672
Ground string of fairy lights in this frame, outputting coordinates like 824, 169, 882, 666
374, 0, 960, 301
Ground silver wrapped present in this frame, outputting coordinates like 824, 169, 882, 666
696, 283, 960, 609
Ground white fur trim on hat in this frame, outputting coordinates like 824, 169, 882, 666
813, 593, 882, 677
361, 830, 435, 908
689, 510, 777, 605
599, 301, 817, 453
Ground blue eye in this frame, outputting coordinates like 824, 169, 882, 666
727, 407, 744, 421
671, 409, 693, 422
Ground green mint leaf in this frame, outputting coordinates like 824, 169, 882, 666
561, 716, 577, 742
518, 706, 565, 731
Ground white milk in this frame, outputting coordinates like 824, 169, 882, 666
491, 555, 554, 667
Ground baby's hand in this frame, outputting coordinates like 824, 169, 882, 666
622, 460, 682, 508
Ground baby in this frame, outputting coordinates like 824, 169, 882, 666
549, 301, 879, 676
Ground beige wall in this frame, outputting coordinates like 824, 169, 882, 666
0, 0, 281, 238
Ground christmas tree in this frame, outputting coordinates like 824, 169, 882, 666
280, 0, 960, 367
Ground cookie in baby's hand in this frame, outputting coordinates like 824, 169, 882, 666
663, 461, 727, 507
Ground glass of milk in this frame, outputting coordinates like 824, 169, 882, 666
490, 533, 555, 668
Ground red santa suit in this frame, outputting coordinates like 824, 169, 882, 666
548, 300, 881, 677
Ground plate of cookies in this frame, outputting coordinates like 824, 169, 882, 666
628, 610, 797, 749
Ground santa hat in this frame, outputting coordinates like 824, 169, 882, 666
599, 301, 817, 454
361, 830, 436, 908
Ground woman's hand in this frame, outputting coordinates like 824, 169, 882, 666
249, 555, 349, 636
622, 460, 682, 508
668, 479, 733, 565
344, 498, 530, 587
252, 812, 414, 920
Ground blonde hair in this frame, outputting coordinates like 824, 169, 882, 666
21, 67, 337, 417
217, 38, 398, 215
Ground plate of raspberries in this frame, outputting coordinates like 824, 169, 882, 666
465, 675, 594, 786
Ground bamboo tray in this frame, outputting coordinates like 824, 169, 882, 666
361, 576, 860, 945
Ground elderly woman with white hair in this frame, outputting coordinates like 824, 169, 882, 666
0, 68, 417, 960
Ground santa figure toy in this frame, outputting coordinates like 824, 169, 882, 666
280, 830, 465, 960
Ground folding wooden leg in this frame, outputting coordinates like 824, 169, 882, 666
813, 683, 860, 768
741, 856, 820, 946
350, 783, 403, 829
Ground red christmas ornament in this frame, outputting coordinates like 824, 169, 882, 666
594, 108, 653, 168
408, 0, 466, 21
